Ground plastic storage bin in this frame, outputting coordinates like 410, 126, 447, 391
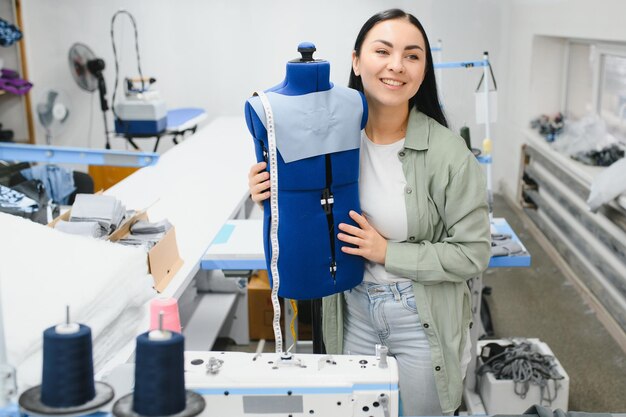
477, 338, 569, 414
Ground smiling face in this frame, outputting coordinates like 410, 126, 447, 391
352, 18, 427, 112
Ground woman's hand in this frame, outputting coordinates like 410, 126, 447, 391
248, 161, 270, 206
337, 210, 388, 264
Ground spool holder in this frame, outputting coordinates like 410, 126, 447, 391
19, 381, 114, 417
113, 328, 206, 417
18, 307, 113, 416
112, 390, 205, 417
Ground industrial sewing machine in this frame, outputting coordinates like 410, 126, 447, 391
104, 350, 400, 417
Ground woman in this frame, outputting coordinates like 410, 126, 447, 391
248, 9, 490, 416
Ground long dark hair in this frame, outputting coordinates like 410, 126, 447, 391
349, 9, 447, 128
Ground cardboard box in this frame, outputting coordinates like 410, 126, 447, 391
247, 272, 313, 341
477, 338, 569, 413
109, 211, 183, 292
248, 271, 283, 340
50, 207, 183, 293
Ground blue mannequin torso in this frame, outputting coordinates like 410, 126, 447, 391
245, 44, 367, 134
265, 59, 332, 95
244, 44, 367, 300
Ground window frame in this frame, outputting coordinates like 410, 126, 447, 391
562, 40, 626, 123
593, 43, 626, 131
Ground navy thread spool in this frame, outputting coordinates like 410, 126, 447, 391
132, 330, 186, 416
40, 323, 96, 407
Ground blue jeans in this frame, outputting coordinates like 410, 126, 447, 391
343, 281, 443, 416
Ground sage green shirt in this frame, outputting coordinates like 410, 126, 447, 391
322, 109, 491, 414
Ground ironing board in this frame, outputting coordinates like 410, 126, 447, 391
200, 217, 532, 355
120, 107, 207, 152
201, 220, 265, 271
201, 218, 529, 274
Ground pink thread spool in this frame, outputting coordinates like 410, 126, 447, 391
149, 297, 181, 333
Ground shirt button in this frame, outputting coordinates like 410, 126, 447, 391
405, 187, 412, 194
398, 151, 406, 158
469, 322, 474, 329
423, 323, 429, 328
435, 366, 441, 371
408, 236, 415, 242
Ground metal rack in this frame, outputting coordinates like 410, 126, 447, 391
0, 0, 35, 143
434, 52, 495, 218
520, 131, 626, 335
0, 142, 158, 167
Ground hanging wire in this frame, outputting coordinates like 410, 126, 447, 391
476, 61, 498, 92
110, 10, 145, 126
477, 340, 564, 406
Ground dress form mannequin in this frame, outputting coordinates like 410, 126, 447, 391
245, 43, 367, 352
256, 43, 332, 96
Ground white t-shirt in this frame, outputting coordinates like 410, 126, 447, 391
359, 131, 410, 284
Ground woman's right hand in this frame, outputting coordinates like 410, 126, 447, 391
248, 161, 271, 206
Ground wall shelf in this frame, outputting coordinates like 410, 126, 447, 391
0, 0, 35, 144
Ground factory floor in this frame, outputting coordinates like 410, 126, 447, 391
482, 194, 626, 413
214, 193, 626, 413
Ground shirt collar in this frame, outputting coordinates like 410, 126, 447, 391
404, 109, 430, 151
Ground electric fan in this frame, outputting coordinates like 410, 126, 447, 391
35, 89, 70, 145
68, 42, 111, 148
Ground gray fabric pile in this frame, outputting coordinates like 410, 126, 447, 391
54, 220, 101, 238
0, 184, 38, 212
54, 194, 127, 238
118, 219, 172, 250
491, 232, 526, 257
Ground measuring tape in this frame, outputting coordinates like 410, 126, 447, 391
254, 91, 283, 354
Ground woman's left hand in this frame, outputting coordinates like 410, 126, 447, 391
337, 210, 387, 264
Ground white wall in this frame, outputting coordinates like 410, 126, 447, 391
25, 0, 626, 203
497, 0, 626, 200
21, 0, 435, 153
430, 0, 509, 138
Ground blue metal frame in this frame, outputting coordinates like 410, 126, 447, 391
201, 258, 265, 271
0, 403, 19, 417
433, 60, 488, 69
0, 143, 158, 167
194, 383, 398, 396
477, 155, 492, 164
202, 216, 531, 271
489, 218, 531, 268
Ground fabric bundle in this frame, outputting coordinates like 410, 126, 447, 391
67, 194, 126, 237
53, 220, 102, 239
491, 232, 526, 257
0, 184, 38, 212
0, 68, 32, 95
0, 18, 22, 47
117, 219, 172, 250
